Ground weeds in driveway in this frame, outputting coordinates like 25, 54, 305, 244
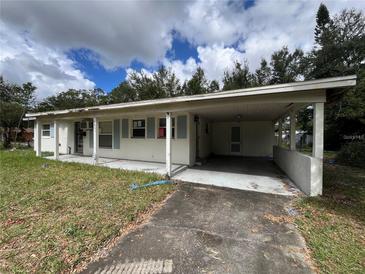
295, 163, 365, 274
0, 149, 174, 273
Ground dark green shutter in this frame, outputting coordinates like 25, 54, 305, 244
122, 119, 129, 138
113, 119, 120, 149
177, 115, 187, 138
147, 117, 155, 138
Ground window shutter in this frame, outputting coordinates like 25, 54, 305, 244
113, 119, 120, 149
177, 115, 187, 139
147, 117, 155, 138
89, 130, 93, 148
50, 124, 54, 138
122, 119, 129, 138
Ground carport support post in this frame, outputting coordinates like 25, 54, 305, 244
289, 111, 296, 150
54, 120, 59, 160
92, 117, 99, 164
35, 119, 41, 157
313, 103, 324, 159
166, 112, 172, 177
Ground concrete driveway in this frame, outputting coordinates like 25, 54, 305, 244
83, 184, 314, 274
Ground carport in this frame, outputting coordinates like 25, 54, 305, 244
172, 75, 356, 196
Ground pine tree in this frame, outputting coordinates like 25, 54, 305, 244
314, 3, 331, 46
222, 62, 254, 90
183, 67, 209, 95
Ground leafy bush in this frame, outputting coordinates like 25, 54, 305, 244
336, 142, 365, 168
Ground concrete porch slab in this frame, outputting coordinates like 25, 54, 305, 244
47, 154, 185, 176
174, 156, 300, 196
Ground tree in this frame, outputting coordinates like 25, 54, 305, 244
0, 77, 36, 148
314, 3, 331, 46
222, 62, 254, 90
183, 67, 209, 95
35, 88, 108, 112
153, 66, 181, 97
209, 80, 220, 92
306, 7, 365, 149
254, 59, 271, 86
109, 81, 136, 103
270, 46, 304, 84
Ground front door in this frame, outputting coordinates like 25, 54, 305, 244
75, 122, 83, 154
230, 126, 241, 155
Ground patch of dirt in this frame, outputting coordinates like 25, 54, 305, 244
72, 189, 177, 273
263, 213, 294, 224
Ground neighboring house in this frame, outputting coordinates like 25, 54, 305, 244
26, 76, 356, 196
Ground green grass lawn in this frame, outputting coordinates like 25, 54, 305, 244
0, 149, 174, 273
295, 163, 365, 274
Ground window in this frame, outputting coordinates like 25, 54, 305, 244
132, 119, 145, 138
99, 121, 112, 148
158, 118, 175, 138
42, 124, 50, 137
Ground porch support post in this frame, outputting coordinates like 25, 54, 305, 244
289, 111, 296, 151
92, 117, 99, 164
54, 120, 59, 160
35, 119, 41, 157
278, 120, 283, 147
166, 112, 172, 177
313, 103, 324, 159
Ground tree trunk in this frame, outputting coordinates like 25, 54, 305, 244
3, 128, 12, 148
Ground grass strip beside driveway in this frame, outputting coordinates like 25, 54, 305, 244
0, 150, 174, 273
295, 163, 365, 274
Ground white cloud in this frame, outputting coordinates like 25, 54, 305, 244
1, 0, 187, 69
125, 68, 154, 81
0, 24, 95, 99
161, 44, 245, 84
1, 0, 363, 94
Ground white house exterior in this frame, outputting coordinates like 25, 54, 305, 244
26, 75, 356, 196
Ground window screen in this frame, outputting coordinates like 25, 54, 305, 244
132, 119, 145, 138
42, 124, 50, 137
99, 121, 112, 148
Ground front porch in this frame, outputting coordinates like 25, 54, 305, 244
46, 154, 187, 176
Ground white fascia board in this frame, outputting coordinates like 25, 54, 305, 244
26, 75, 356, 118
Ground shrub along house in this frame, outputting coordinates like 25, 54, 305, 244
26, 75, 356, 196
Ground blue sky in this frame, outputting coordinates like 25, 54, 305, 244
67, 37, 200, 92
1, 0, 362, 99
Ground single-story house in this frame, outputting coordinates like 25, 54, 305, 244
26, 75, 356, 196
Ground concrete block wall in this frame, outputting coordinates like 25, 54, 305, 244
273, 146, 322, 196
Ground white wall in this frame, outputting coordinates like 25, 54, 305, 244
36, 120, 71, 154
198, 117, 211, 159
273, 146, 322, 196
189, 114, 196, 165
85, 113, 193, 165
211, 121, 275, 157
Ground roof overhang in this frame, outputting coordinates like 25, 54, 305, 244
26, 75, 356, 119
